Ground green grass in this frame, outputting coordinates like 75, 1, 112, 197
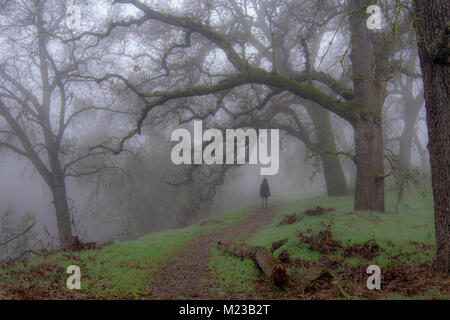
252, 189, 435, 266
0, 202, 258, 299
209, 189, 437, 297
1, 189, 443, 300
208, 192, 321, 296
209, 248, 261, 297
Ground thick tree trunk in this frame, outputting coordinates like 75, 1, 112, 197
413, 0, 450, 274
354, 118, 385, 212
50, 178, 73, 243
348, 0, 388, 212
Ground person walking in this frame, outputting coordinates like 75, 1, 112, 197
259, 178, 271, 209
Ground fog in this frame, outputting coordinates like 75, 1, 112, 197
0, 0, 431, 258
1, 129, 323, 243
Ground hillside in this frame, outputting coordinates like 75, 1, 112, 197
0, 190, 448, 300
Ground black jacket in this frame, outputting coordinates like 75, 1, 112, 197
259, 181, 270, 197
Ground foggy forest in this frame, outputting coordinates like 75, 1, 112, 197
0, 0, 448, 301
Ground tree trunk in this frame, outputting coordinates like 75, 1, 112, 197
349, 0, 388, 212
398, 52, 424, 169
414, 132, 429, 170
354, 117, 385, 212
397, 111, 417, 186
319, 153, 350, 196
50, 178, 73, 243
413, 0, 450, 274
306, 104, 349, 196
399, 117, 416, 168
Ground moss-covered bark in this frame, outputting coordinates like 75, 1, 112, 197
305, 104, 349, 196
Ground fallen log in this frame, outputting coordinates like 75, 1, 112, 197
291, 268, 332, 292
217, 240, 286, 286
270, 238, 288, 253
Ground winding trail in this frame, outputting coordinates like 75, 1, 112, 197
147, 200, 284, 299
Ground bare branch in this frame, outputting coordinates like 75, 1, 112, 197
0, 222, 36, 247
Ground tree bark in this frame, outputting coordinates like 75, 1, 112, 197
319, 153, 351, 196
306, 105, 349, 196
50, 177, 73, 243
354, 118, 385, 211
349, 0, 389, 212
413, 0, 450, 274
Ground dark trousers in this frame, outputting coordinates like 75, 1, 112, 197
261, 197, 268, 208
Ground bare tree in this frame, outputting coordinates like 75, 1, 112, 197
71, 0, 423, 213
0, 0, 109, 242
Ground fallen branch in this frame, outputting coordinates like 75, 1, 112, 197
217, 240, 286, 286
270, 238, 288, 253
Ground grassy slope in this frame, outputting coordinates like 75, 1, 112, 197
210, 189, 441, 299
0, 190, 445, 300
0, 202, 257, 299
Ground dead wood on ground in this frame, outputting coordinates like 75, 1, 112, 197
217, 240, 286, 285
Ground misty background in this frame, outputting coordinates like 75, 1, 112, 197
0, 0, 431, 259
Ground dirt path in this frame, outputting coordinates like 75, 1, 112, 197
147, 200, 284, 299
